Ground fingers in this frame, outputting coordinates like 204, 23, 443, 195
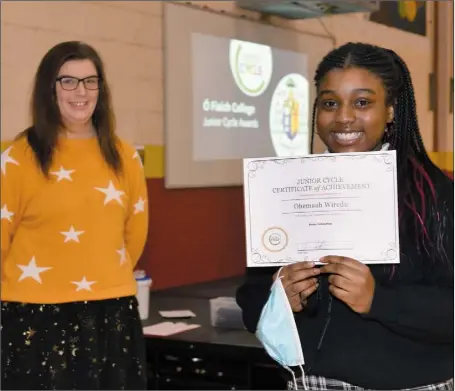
320, 262, 358, 281
289, 268, 320, 286
288, 260, 318, 272
289, 294, 304, 312
284, 262, 320, 285
299, 293, 308, 308
320, 256, 366, 271
281, 262, 320, 309
273, 262, 315, 282
300, 280, 319, 301
321, 256, 375, 314
286, 277, 319, 313
288, 277, 319, 296
328, 284, 350, 302
328, 274, 351, 292
320, 257, 364, 283
289, 283, 318, 312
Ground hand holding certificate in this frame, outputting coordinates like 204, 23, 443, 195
243, 151, 400, 267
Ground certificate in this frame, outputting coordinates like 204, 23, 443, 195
243, 151, 400, 267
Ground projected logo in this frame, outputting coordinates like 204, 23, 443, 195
229, 39, 273, 97
269, 74, 309, 157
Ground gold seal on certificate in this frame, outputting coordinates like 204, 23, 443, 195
262, 227, 288, 252
242, 152, 400, 267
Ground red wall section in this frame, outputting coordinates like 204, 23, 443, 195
138, 179, 247, 291
139, 170, 453, 291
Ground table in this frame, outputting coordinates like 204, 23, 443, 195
143, 277, 286, 390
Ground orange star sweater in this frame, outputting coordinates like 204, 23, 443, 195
1, 135, 149, 304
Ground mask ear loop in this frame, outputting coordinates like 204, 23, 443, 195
284, 366, 298, 390
278, 266, 308, 390
299, 365, 308, 390
283, 365, 308, 390
276, 266, 285, 280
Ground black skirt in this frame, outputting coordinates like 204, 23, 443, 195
1, 296, 147, 390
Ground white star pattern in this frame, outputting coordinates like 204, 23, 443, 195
17, 256, 52, 284
116, 246, 127, 265
1, 146, 19, 175
61, 226, 84, 243
133, 151, 143, 167
94, 181, 125, 206
71, 276, 96, 292
134, 197, 146, 214
1, 204, 14, 222
50, 166, 75, 182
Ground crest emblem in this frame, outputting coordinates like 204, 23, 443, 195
282, 78, 300, 141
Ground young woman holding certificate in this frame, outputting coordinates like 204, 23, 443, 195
236, 42, 453, 391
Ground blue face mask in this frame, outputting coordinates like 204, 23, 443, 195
255, 268, 307, 389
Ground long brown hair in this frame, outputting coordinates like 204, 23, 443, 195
19, 41, 122, 176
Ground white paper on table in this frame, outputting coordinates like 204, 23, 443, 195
159, 310, 196, 318
143, 322, 201, 336
243, 151, 400, 267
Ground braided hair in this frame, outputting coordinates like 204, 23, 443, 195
311, 42, 453, 270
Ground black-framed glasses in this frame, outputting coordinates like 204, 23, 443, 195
56, 76, 101, 91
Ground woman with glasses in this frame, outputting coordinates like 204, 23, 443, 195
1, 41, 149, 390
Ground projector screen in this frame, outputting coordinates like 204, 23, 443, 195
192, 33, 310, 161
164, 3, 333, 188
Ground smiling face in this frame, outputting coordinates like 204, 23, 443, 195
316, 67, 394, 153
55, 59, 99, 131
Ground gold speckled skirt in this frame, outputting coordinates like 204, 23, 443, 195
1, 296, 147, 390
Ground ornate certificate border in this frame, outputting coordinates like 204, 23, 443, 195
245, 152, 399, 265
